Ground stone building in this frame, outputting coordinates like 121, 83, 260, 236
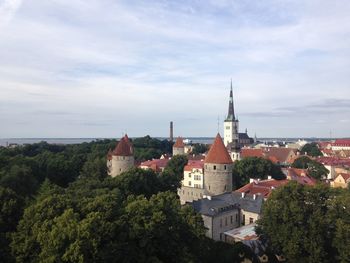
173, 136, 185, 155
192, 192, 263, 241
107, 134, 134, 177
204, 133, 233, 196
178, 133, 233, 204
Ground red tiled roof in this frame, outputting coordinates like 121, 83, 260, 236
334, 139, 350, 146
184, 160, 204, 171
241, 149, 264, 158
140, 158, 169, 168
241, 147, 296, 164
236, 179, 289, 198
113, 135, 133, 156
263, 147, 296, 163
140, 158, 169, 172
316, 157, 350, 166
205, 133, 232, 164
173, 137, 185, 148
283, 168, 316, 186
339, 173, 350, 182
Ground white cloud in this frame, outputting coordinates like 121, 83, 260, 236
0, 0, 22, 27
0, 0, 349, 137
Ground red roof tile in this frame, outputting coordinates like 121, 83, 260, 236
339, 173, 350, 182
173, 137, 185, 148
205, 133, 232, 164
236, 179, 289, 198
241, 149, 264, 158
334, 139, 350, 146
113, 135, 133, 156
184, 160, 204, 171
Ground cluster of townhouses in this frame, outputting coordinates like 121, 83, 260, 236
106, 83, 350, 261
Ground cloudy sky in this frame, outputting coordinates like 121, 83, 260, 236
0, 0, 349, 138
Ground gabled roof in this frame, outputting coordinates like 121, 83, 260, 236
263, 147, 296, 163
241, 149, 264, 158
140, 158, 169, 172
338, 173, 350, 182
205, 133, 232, 164
192, 192, 263, 217
184, 160, 204, 171
173, 137, 185, 148
282, 168, 317, 186
113, 135, 133, 156
236, 179, 289, 198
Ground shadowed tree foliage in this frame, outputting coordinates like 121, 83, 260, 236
256, 182, 350, 263
0, 138, 252, 262
161, 155, 188, 192
300, 142, 323, 157
191, 143, 209, 155
292, 156, 328, 180
0, 187, 25, 262
233, 157, 285, 189
132, 136, 172, 161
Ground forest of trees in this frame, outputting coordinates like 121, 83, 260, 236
257, 182, 350, 263
0, 138, 250, 262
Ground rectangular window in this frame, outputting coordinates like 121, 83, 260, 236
230, 216, 233, 224
235, 214, 238, 222
188, 181, 191, 186
213, 165, 216, 170
242, 215, 245, 225
249, 218, 254, 224
194, 175, 201, 180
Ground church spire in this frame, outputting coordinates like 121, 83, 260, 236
226, 80, 235, 121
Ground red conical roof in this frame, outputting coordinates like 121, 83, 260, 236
205, 133, 232, 164
173, 137, 185, 148
113, 135, 133, 156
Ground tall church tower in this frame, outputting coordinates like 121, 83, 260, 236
223, 81, 240, 161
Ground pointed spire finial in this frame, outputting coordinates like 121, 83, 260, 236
226, 80, 235, 120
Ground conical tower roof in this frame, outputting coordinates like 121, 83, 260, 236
173, 137, 185, 148
205, 133, 232, 164
113, 135, 133, 156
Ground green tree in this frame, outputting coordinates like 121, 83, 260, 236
301, 143, 323, 157
113, 168, 163, 199
161, 155, 188, 192
292, 156, 328, 180
192, 143, 208, 155
256, 182, 350, 262
0, 187, 25, 262
0, 165, 38, 196
233, 157, 285, 188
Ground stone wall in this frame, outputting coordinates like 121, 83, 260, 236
204, 163, 233, 196
178, 186, 205, 205
109, 155, 134, 177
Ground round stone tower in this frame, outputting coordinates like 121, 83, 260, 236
107, 134, 134, 177
204, 133, 233, 196
173, 137, 185, 156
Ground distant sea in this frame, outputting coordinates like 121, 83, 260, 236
0, 137, 333, 147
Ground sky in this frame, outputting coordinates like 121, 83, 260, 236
0, 0, 349, 138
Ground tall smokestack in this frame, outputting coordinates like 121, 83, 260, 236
170, 121, 173, 142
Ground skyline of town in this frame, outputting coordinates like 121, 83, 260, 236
1, 0, 350, 138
